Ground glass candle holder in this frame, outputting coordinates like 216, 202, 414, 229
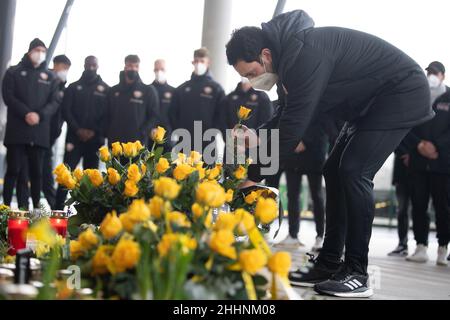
49, 211, 68, 238
7, 211, 29, 256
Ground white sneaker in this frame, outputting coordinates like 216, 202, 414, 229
437, 246, 448, 266
406, 244, 429, 263
275, 236, 305, 248
312, 236, 324, 251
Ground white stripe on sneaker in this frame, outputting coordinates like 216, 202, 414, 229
353, 279, 363, 287
344, 283, 354, 290
349, 280, 360, 288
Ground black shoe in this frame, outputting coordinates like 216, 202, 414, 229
314, 264, 373, 298
288, 253, 340, 287
387, 244, 408, 257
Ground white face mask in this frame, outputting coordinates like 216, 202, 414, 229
30, 51, 46, 66
249, 59, 278, 91
241, 76, 250, 84
56, 70, 68, 82
155, 70, 167, 84
194, 62, 208, 76
428, 74, 441, 89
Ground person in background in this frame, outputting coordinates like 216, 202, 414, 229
105, 55, 160, 146
151, 59, 175, 152
169, 47, 225, 156
54, 56, 109, 210
1, 38, 59, 211
403, 62, 450, 266
387, 152, 412, 257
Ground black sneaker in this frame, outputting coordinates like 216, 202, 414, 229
387, 244, 408, 257
314, 264, 373, 298
288, 253, 340, 287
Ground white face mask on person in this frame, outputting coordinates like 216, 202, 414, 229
249, 58, 278, 91
194, 63, 208, 76
56, 70, 68, 82
155, 70, 167, 83
30, 51, 46, 66
428, 74, 442, 89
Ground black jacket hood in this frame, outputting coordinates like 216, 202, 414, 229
261, 10, 314, 80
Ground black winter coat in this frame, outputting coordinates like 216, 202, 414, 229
105, 72, 160, 146
151, 81, 175, 132
63, 71, 109, 146
2, 54, 60, 148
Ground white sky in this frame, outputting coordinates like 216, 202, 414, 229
9, 0, 450, 188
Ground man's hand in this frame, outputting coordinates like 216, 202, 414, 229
238, 179, 257, 189
231, 125, 259, 149
25, 112, 40, 126
294, 141, 306, 153
77, 128, 94, 142
400, 154, 410, 167
418, 140, 439, 159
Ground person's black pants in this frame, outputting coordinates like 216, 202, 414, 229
285, 169, 325, 238
318, 124, 410, 275
395, 179, 411, 246
410, 171, 450, 247
42, 148, 56, 208
3, 144, 46, 208
54, 142, 99, 210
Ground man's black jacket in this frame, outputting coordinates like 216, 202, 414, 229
248, 10, 434, 181
105, 72, 159, 146
63, 71, 110, 146
2, 54, 60, 148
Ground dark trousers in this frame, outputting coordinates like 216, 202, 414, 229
265, 169, 325, 239
54, 142, 99, 210
395, 179, 411, 246
3, 145, 46, 208
319, 124, 410, 275
410, 171, 450, 247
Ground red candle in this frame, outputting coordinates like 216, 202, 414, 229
7, 216, 29, 256
50, 211, 68, 237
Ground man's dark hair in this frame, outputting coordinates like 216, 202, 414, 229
53, 54, 71, 66
194, 47, 210, 59
125, 54, 140, 64
226, 26, 266, 65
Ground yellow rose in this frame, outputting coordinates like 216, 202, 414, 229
27, 219, 58, 247
209, 230, 236, 260
196, 181, 226, 208
110, 236, 141, 274
255, 197, 278, 224
124, 180, 139, 197
237, 105, 252, 120
244, 191, 258, 205
148, 196, 164, 219
204, 211, 213, 228
69, 240, 84, 260
127, 199, 151, 222
234, 165, 247, 180
187, 151, 202, 165
99, 146, 111, 162
73, 168, 84, 182
111, 142, 123, 157
214, 213, 237, 231
107, 168, 121, 185
141, 164, 147, 175
84, 169, 104, 187
53, 164, 77, 190
92, 245, 114, 275
134, 140, 144, 152
195, 163, 206, 180
191, 203, 204, 218
78, 228, 99, 250
127, 163, 142, 182
119, 213, 134, 232
167, 211, 191, 228
173, 163, 195, 181
122, 142, 138, 158
225, 189, 234, 202
152, 126, 166, 144
158, 233, 197, 257
99, 211, 123, 240
234, 209, 256, 235
153, 177, 181, 200
156, 157, 170, 174
207, 164, 222, 180
268, 252, 291, 277
239, 249, 267, 275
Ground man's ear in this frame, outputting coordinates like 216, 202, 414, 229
261, 48, 272, 63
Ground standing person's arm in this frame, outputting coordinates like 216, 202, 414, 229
168, 88, 180, 131
37, 78, 60, 121
140, 86, 161, 140
62, 85, 81, 134
1, 69, 32, 119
